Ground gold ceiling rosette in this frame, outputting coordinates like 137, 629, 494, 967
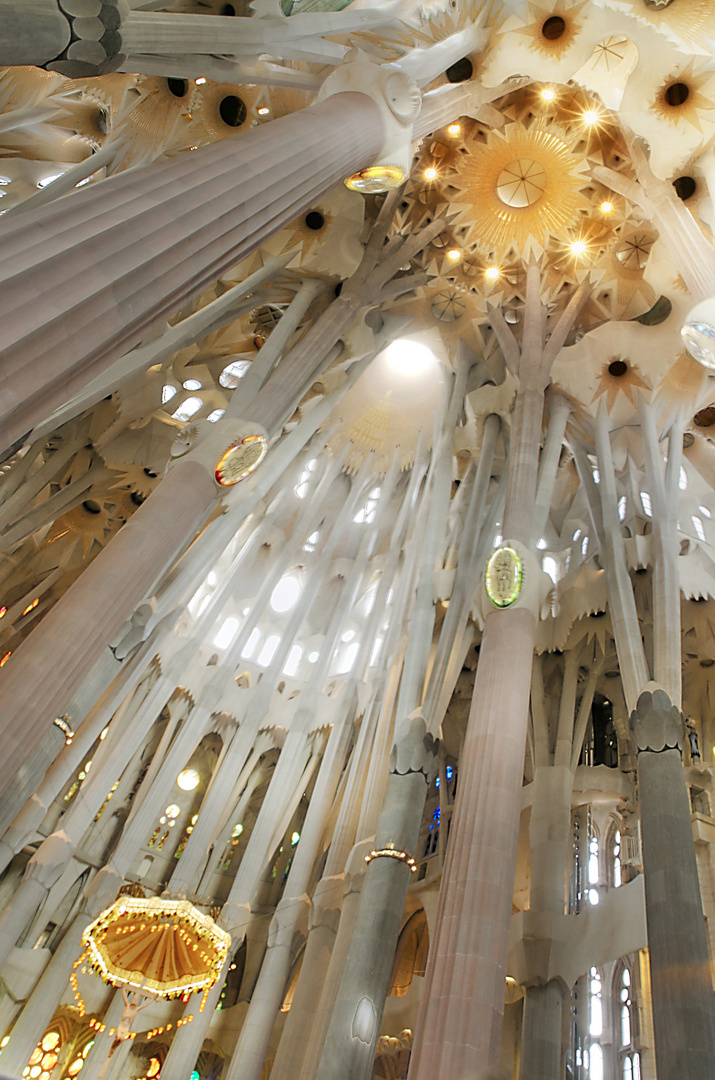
81, 896, 231, 1000
448, 122, 590, 260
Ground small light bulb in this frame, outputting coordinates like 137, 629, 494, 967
447, 123, 461, 136
541, 87, 556, 102
424, 167, 438, 181
485, 266, 501, 281
257, 106, 270, 116
600, 200, 614, 214
583, 109, 601, 127
195, 77, 207, 85
447, 248, 461, 261
569, 239, 588, 257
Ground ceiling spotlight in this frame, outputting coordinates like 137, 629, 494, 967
582, 109, 601, 127
447, 123, 461, 136
485, 266, 501, 280
257, 106, 270, 116
447, 248, 461, 261
195, 77, 207, 85
541, 87, 556, 102
569, 239, 588, 257
600, 200, 614, 214
424, 167, 438, 181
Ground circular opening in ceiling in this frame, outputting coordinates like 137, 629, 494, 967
608, 359, 628, 377
665, 82, 689, 107
446, 57, 473, 83
701, 658, 714, 667
167, 78, 189, 98
219, 95, 247, 127
496, 159, 546, 208
695, 406, 715, 427
673, 175, 696, 200
221, 3, 236, 13
83, 499, 102, 515
305, 210, 325, 231
683, 432, 695, 449
431, 291, 467, 323
542, 15, 566, 40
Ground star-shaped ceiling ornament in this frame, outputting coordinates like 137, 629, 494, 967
510, 0, 589, 58
591, 358, 650, 413
447, 121, 590, 260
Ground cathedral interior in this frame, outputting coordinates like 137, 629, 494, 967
3, 1, 715, 1078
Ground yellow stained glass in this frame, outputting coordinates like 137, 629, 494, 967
41, 1033, 60, 1052
41, 1052, 58, 1070
68, 1059, 84, 1076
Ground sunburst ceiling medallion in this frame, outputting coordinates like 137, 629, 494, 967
448, 123, 590, 259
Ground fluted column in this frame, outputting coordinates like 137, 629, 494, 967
0, 459, 214, 812
631, 688, 715, 1080
409, 273, 589, 1080
315, 717, 439, 1080
0, 91, 384, 451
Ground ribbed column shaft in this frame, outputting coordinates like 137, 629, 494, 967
638, 744, 715, 1078
409, 382, 546, 1080
0, 92, 384, 451
0, 459, 215, 808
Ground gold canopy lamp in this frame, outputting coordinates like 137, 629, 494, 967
78, 896, 231, 1077
82, 896, 231, 1000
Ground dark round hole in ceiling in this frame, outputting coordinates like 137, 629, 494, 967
695, 406, 715, 427
608, 359, 628, 377
83, 499, 102, 515
305, 211, 325, 231
673, 175, 696, 200
446, 57, 473, 83
167, 78, 189, 99
701, 658, 715, 667
665, 82, 690, 107
542, 15, 566, 40
221, 3, 236, 13
219, 95, 247, 127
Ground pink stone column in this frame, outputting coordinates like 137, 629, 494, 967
0, 91, 384, 452
0, 458, 215, 811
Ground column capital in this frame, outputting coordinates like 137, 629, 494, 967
316, 59, 420, 192
46, 0, 129, 78
630, 684, 684, 754
390, 711, 439, 783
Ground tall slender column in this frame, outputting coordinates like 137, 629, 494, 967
409, 274, 589, 1080
225, 716, 354, 1080
0, 192, 434, 813
0, 458, 214, 812
580, 404, 715, 1077
631, 688, 715, 1080
0, 910, 93, 1076
314, 379, 498, 1080
158, 728, 318, 1078
0, 92, 384, 450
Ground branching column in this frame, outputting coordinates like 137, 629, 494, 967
409, 270, 589, 1080
572, 401, 715, 1079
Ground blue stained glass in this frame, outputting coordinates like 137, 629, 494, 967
433, 807, 441, 822
446, 766, 454, 780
